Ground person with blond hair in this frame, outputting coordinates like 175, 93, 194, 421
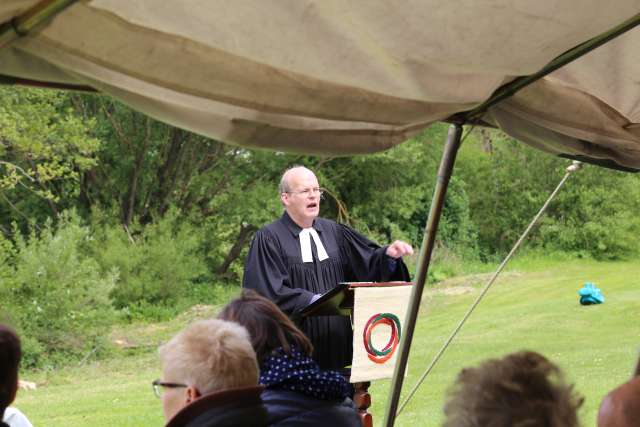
442, 351, 583, 427
155, 319, 267, 427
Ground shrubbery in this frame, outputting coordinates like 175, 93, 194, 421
2, 93, 640, 369
0, 213, 116, 367
0, 210, 232, 368
458, 132, 640, 261
93, 208, 208, 309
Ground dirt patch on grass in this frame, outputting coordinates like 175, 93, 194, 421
436, 286, 475, 296
176, 304, 217, 322
423, 271, 524, 298
437, 271, 523, 288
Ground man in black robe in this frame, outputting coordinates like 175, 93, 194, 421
243, 166, 413, 370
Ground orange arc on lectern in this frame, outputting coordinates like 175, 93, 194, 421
363, 313, 401, 364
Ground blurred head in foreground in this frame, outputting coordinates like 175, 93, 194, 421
443, 350, 583, 427
597, 355, 640, 427
0, 324, 21, 421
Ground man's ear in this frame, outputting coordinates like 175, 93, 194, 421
185, 386, 201, 404
280, 192, 289, 207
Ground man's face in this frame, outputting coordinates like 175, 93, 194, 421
281, 168, 321, 227
161, 368, 188, 422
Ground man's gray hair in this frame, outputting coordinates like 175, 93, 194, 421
159, 319, 259, 395
278, 165, 309, 194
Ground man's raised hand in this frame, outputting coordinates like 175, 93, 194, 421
385, 240, 414, 259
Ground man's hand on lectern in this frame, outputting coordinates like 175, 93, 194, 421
386, 240, 413, 259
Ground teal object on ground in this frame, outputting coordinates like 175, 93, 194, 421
578, 282, 605, 305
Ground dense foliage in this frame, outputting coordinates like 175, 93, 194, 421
1, 87, 639, 367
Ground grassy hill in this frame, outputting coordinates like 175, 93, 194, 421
14, 258, 639, 426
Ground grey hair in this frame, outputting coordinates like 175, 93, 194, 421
159, 319, 259, 394
278, 165, 309, 194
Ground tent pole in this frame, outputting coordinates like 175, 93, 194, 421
382, 123, 464, 427
0, 0, 77, 50
381, 13, 639, 425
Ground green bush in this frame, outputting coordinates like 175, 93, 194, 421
94, 208, 208, 309
1, 212, 116, 368
458, 130, 640, 260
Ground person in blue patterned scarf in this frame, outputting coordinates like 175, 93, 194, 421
218, 290, 360, 427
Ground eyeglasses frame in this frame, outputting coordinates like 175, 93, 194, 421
152, 379, 187, 398
285, 187, 325, 197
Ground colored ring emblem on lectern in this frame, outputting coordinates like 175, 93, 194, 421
363, 312, 401, 364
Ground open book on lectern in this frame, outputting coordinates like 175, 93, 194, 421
298, 282, 351, 317
298, 281, 411, 317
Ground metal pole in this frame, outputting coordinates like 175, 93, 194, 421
0, 0, 78, 50
382, 123, 464, 427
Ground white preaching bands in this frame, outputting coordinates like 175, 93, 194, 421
299, 228, 329, 263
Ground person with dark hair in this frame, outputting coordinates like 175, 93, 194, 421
218, 290, 360, 427
0, 325, 22, 427
442, 351, 583, 427
597, 355, 640, 427
243, 166, 412, 370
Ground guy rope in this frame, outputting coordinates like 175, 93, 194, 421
396, 160, 583, 416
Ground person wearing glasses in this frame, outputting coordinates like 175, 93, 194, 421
243, 165, 413, 371
154, 319, 267, 427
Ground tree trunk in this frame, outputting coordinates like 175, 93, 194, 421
123, 118, 151, 226
215, 223, 257, 277
479, 128, 493, 154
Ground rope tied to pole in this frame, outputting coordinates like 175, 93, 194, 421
396, 160, 583, 416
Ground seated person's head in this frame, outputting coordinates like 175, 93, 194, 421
217, 290, 313, 364
597, 356, 640, 427
0, 325, 21, 419
157, 319, 259, 421
443, 351, 583, 427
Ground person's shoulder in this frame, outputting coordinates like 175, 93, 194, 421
3, 407, 33, 427
315, 217, 341, 231
255, 218, 285, 237
259, 216, 283, 230
262, 390, 359, 426
315, 216, 336, 225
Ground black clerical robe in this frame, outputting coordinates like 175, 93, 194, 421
243, 212, 410, 369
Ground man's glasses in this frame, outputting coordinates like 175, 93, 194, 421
286, 187, 325, 197
152, 379, 187, 398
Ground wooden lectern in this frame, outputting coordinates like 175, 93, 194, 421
299, 281, 412, 427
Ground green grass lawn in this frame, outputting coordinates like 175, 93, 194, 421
13, 259, 639, 426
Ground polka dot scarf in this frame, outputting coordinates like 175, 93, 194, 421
260, 346, 350, 400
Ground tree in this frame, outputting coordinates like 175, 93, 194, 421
0, 87, 99, 232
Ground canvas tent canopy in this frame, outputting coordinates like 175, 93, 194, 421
1, 0, 639, 169
1, 2, 640, 426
